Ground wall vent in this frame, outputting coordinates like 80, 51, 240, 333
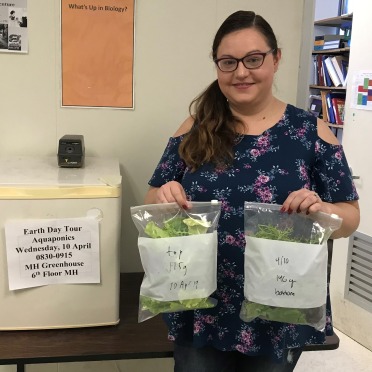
344, 231, 372, 313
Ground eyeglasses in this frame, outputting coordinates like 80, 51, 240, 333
214, 49, 276, 72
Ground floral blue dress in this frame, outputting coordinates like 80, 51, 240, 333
148, 104, 359, 362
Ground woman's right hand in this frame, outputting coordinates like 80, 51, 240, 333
151, 181, 190, 209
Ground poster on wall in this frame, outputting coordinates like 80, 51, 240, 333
0, 0, 28, 54
350, 71, 372, 111
61, 0, 135, 109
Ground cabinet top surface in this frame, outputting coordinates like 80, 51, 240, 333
0, 156, 121, 186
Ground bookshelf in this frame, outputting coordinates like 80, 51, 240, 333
309, 85, 345, 90
312, 47, 350, 54
314, 14, 352, 27
314, 14, 353, 27
309, 13, 352, 138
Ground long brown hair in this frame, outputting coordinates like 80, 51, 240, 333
179, 11, 279, 172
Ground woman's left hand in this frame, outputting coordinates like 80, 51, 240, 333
281, 189, 331, 215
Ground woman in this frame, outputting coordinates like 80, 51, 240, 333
145, 10, 359, 372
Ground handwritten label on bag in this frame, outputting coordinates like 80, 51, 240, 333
275, 256, 297, 296
165, 246, 201, 291
138, 232, 217, 302
5, 218, 100, 290
244, 236, 328, 308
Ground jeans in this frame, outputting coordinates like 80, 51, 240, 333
173, 343, 302, 372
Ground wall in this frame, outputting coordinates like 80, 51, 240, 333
314, 0, 339, 20
296, 0, 315, 110
0, 0, 305, 272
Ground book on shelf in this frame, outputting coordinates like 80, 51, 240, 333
316, 54, 325, 86
322, 41, 342, 50
332, 97, 346, 125
320, 91, 329, 122
309, 95, 322, 117
314, 40, 324, 50
313, 34, 349, 50
314, 42, 341, 51
324, 57, 343, 87
326, 92, 346, 124
330, 55, 348, 86
312, 54, 348, 88
341, 59, 349, 80
326, 93, 336, 123
315, 34, 345, 41
312, 56, 318, 85
322, 56, 333, 87
324, 56, 335, 87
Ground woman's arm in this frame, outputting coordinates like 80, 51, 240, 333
322, 200, 360, 239
315, 119, 360, 237
282, 119, 360, 238
144, 117, 194, 207
281, 189, 360, 239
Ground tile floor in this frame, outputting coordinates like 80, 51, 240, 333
296, 329, 372, 371
0, 329, 371, 371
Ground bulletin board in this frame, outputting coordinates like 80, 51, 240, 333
61, 0, 135, 109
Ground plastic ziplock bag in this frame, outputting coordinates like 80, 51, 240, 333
130, 200, 221, 322
240, 202, 342, 330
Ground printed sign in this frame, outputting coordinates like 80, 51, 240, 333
5, 217, 100, 290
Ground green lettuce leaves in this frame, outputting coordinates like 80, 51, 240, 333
141, 215, 215, 315
140, 295, 215, 316
144, 216, 211, 238
252, 224, 321, 244
241, 301, 307, 324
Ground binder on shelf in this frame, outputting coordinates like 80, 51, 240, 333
326, 93, 336, 123
315, 34, 346, 42
324, 57, 342, 87
330, 55, 348, 86
314, 37, 325, 50
322, 41, 342, 50
313, 34, 348, 51
322, 56, 333, 87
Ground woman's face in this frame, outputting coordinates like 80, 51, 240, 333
215, 28, 280, 110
